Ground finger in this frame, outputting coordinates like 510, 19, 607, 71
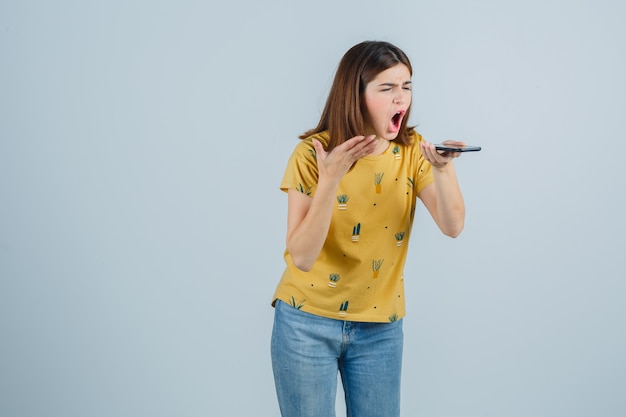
420, 141, 437, 158
421, 141, 451, 164
354, 135, 377, 152
334, 136, 376, 162
441, 140, 466, 147
353, 136, 379, 159
312, 139, 327, 161
342, 135, 372, 151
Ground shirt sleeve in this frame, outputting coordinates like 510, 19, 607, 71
279, 138, 320, 197
413, 132, 434, 195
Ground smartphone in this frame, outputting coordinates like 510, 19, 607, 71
434, 144, 482, 152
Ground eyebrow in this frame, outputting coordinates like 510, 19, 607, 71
378, 81, 413, 87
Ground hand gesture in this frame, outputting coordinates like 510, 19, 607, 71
312, 135, 377, 182
420, 140, 464, 168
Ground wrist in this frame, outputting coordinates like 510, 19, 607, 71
317, 175, 342, 192
431, 161, 453, 172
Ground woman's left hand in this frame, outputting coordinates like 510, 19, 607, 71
420, 140, 464, 168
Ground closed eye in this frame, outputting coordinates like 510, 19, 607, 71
378, 81, 412, 92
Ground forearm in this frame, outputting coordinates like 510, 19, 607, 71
432, 162, 465, 237
286, 177, 339, 271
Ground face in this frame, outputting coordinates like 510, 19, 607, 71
362, 63, 412, 141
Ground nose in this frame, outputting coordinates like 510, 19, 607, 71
394, 89, 409, 104
394, 92, 404, 104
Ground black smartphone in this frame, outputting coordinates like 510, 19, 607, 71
435, 144, 482, 152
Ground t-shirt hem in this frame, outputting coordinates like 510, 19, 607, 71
271, 297, 405, 323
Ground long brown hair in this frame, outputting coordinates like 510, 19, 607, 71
300, 40, 414, 150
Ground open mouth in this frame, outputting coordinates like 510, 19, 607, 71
391, 110, 405, 129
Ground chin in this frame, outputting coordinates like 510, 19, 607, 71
373, 128, 399, 141
384, 132, 400, 140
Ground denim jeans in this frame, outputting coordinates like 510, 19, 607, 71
271, 300, 403, 417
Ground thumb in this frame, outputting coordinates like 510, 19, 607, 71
312, 139, 326, 161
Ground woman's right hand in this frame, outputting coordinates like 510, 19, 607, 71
286, 135, 377, 271
312, 135, 377, 181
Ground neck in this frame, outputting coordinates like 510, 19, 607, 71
372, 137, 390, 155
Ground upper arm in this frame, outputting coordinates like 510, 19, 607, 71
418, 178, 465, 238
418, 183, 439, 225
286, 188, 313, 244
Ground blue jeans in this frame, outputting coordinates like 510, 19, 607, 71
271, 300, 403, 417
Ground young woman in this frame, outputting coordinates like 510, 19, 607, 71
271, 40, 466, 417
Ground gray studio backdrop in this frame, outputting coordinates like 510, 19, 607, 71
1, 1, 625, 416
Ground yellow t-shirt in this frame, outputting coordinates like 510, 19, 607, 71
273, 130, 434, 322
